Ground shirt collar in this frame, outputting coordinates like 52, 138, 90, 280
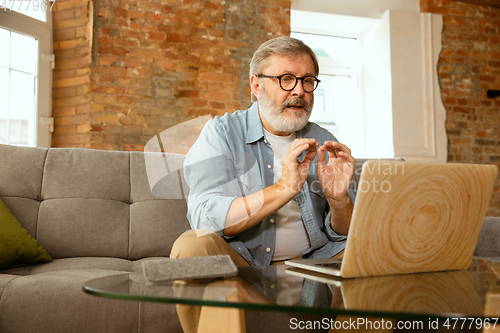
246, 102, 265, 144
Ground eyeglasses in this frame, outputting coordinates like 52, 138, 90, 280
257, 73, 321, 93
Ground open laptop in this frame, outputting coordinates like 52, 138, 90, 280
286, 161, 498, 278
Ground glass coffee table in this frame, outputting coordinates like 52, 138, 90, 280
83, 258, 500, 331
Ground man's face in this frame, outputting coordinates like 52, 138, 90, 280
252, 54, 316, 136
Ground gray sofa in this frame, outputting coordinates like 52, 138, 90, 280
0, 144, 498, 333
0, 144, 190, 333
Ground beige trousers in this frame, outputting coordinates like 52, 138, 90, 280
170, 230, 249, 333
170, 230, 392, 333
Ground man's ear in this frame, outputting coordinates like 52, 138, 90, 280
250, 75, 261, 99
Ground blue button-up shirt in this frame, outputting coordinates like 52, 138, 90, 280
184, 102, 355, 266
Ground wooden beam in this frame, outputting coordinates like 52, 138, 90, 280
451, 0, 500, 9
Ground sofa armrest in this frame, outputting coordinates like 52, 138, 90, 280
474, 217, 500, 260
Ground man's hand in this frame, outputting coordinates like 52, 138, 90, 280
277, 138, 318, 196
317, 141, 354, 203
225, 138, 318, 236
317, 141, 354, 235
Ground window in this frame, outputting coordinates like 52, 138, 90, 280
291, 5, 447, 162
0, 29, 38, 146
291, 31, 364, 156
0, 6, 53, 147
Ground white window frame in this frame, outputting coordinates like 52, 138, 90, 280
291, 22, 367, 157
0, 9, 53, 148
292, 4, 447, 162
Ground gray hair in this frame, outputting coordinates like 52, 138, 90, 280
249, 37, 319, 102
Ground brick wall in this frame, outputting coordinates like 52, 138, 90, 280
52, 0, 93, 147
421, 0, 500, 216
52, 0, 500, 215
52, 0, 291, 153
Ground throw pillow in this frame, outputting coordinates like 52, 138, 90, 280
0, 198, 52, 270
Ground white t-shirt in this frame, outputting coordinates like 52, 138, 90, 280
263, 129, 311, 261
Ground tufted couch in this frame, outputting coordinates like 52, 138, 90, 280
0, 143, 498, 333
0, 144, 190, 333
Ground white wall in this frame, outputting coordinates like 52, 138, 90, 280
292, 0, 420, 19
362, 10, 394, 158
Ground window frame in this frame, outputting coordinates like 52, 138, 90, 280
0, 8, 53, 148
290, 30, 366, 156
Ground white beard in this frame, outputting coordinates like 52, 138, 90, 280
258, 85, 314, 134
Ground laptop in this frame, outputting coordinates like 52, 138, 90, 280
286, 161, 498, 278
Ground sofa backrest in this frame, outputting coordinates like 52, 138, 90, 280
0, 143, 410, 260
0, 144, 190, 260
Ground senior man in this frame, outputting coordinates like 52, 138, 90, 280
170, 36, 359, 333
171, 36, 356, 267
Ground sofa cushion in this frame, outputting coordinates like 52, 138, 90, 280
134, 151, 189, 201
37, 199, 130, 259
0, 268, 183, 333
0, 197, 41, 246
0, 198, 52, 270
0, 144, 47, 200
0, 270, 138, 333
129, 200, 190, 260
41, 148, 131, 202
0, 257, 135, 276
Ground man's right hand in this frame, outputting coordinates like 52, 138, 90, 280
277, 138, 318, 196
224, 138, 318, 236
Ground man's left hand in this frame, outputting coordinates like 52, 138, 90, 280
317, 141, 354, 207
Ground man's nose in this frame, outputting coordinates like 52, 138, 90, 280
290, 80, 306, 97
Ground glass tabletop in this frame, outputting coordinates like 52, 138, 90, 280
83, 258, 500, 320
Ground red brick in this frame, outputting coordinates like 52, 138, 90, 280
58, 17, 89, 29
146, 13, 164, 21
75, 6, 88, 18
91, 86, 126, 95
129, 11, 145, 19
147, 32, 166, 41
116, 96, 136, 104
54, 28, 76, 41
167, 33, 188, 43
52, 133, 92, 145
114, 7, 127, 18
99, 56, 118, 66
53, 9, 75, 22
52, 106, 77, 117
98, 37, 114, 46
129, 49, 163, 59
478, 75, 497, 82
444, 97, 456, 105
198, 72, 232, 82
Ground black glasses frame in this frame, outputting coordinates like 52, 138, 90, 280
257, 74, 321, 93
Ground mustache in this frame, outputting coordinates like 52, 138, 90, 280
276, 97, 313, 114
283, 98, 308, 108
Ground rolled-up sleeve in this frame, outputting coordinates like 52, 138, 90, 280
323, 210, 348, 242
184, 119, 239, 236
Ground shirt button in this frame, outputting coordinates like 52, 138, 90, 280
266, 248, 271, 253
267, 164, 272, 169
271, 284, 275, 288
270, 219, 275, 223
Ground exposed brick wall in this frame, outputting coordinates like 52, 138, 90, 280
52, 0, 93, 148
52, 0, 291, 153
421, 0, 500, 216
